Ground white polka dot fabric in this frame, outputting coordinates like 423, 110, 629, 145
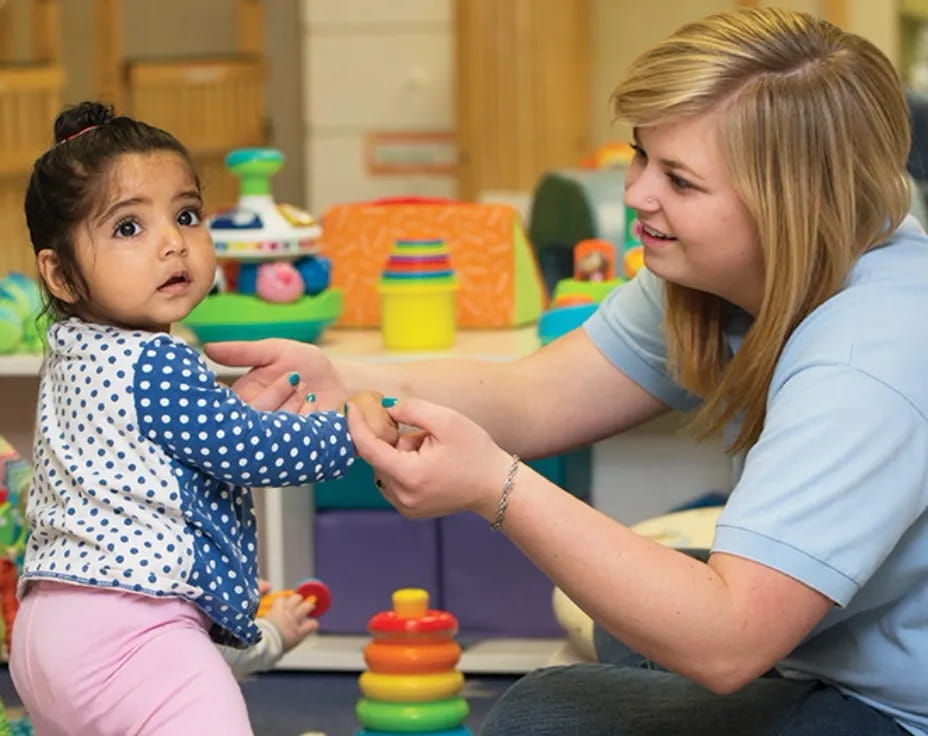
23, 319, 355, 647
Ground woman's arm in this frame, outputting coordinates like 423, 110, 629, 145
497, 467, 832, 693
207, 328, 669, 459
346, 397, 833, 694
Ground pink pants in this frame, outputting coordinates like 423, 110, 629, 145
11, 582, 254, 735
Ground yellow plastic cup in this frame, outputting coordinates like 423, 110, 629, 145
378, 279, 458, 350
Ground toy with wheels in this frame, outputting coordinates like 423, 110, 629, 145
182, 148, 342, 343
257, 577, 332, 619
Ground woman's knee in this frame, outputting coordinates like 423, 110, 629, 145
482, 664, 637, 735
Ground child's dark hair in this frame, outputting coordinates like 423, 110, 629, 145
25, 101, 199, 322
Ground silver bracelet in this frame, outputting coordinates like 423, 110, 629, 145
490, 454, 521, 531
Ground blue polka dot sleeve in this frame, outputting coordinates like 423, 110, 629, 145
134, 336, 355, 485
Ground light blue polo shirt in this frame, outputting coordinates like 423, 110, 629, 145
585, 216, 928, 736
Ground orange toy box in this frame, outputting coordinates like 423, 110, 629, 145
321, 197, 547, 328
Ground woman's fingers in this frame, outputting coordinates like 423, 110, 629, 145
204, 339, 280, 369
396, 428, 428, 452
384, 397, 452, 438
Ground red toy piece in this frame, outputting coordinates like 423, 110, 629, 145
256, 577, 331, 619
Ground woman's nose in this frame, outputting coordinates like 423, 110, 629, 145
624, 172, 658, 212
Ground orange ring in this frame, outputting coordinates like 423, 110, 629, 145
364, 640, 461, 674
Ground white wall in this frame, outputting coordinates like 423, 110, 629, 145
300, 0, 457, 215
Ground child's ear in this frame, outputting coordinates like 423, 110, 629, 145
36, 250, 77, 304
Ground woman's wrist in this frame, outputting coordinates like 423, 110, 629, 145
479, 450, 522, 530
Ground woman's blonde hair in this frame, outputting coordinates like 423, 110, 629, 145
612, 7, 911, 452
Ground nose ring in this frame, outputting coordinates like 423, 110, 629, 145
647, 197, 655, 204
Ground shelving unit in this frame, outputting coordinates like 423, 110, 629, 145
0, 0, 63, 278
92, 0, 268, 211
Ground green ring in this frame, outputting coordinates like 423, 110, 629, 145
356, 697, 469, 731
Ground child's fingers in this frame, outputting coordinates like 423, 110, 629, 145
297, 392, 318, 416
294, 596, 316, 618
346, 401, 396, 468
298, 618, 319, 637
238, 371, 305, 412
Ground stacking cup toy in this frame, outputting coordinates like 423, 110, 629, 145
378, 238, 458, 350
356, 588, 471, 735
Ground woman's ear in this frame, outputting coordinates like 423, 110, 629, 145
36, 250, 77, 304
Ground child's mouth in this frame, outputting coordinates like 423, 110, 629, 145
159, 272, 190, 292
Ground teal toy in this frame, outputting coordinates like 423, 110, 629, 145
182, 148, 342, 343
0, 272, 46, 355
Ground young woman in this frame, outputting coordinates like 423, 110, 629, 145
209, 8, 927, 734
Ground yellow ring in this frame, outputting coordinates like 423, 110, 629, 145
359, 670, 464, 702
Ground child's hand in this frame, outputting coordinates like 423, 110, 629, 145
348, 391, 399, 446
262, 593, 319, 652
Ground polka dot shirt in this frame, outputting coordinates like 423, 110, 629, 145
23, 319, 355, 647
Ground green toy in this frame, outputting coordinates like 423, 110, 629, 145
182, 148, 342, 344
0, 273, 46, 355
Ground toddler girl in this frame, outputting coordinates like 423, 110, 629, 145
11, 101, 396, 735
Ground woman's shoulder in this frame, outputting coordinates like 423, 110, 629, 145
779, 221, 928, 400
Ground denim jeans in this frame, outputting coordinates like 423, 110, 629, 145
480, 625, 907, 735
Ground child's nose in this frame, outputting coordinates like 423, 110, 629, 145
161, 227, 189, 256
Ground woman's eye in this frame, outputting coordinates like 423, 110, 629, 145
178, 208, 202, 227
668, 172, 693, 191
114, 219, 140, 238
629, 142, 646, 160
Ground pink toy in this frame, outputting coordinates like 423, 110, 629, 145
255, 261, 305, 303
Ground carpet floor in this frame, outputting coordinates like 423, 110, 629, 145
0, 664, 518, 735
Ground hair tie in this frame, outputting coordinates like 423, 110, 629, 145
59, 125, 100, 145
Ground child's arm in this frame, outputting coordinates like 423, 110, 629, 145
134, 336, 356, 485
220, 593, 319, 679
218, 617, 284, 680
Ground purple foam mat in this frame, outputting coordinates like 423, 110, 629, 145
313, 510, 441, 634
439, 513, 561, 637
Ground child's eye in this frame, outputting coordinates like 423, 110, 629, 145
114, 219, 141, 238
177, 207, 202, 227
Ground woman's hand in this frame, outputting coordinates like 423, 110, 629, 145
347, 396, 513, 521
205, 338, 348, 412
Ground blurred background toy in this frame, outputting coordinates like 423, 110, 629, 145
321, 197, 545, 329
181, 148, 342, 344
528, 141, 644, 295
537, 239, 624, 346
0, 435, 30, 662
378, 237, 459, 351
0, 273, 46, 355
256, 577, 332, 619
356, 588, 471, 736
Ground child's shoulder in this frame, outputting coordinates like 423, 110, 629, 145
47, 320, 204, 370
